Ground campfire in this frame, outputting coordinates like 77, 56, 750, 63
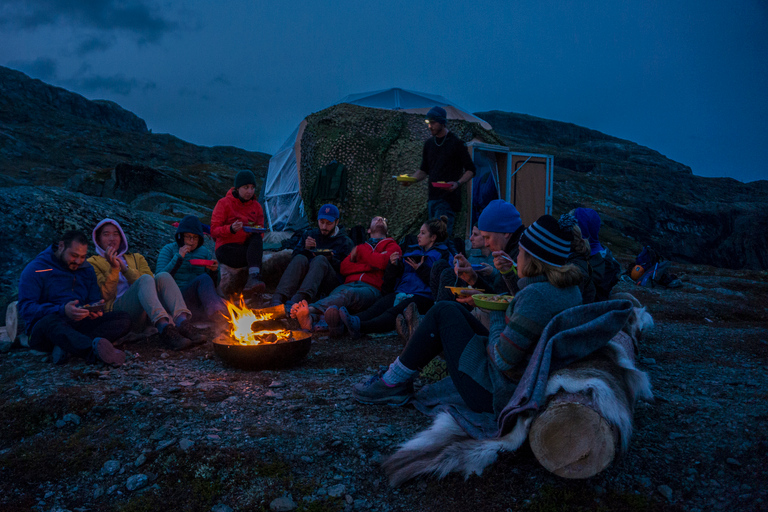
223, 296, 292, 345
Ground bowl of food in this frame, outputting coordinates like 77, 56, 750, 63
431, 181, 452, 189
445, 286, 484, 296
472, 294, 515, 311
189, 259, 216, 266
393, 174, 417, 183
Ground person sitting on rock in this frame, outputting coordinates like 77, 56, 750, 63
18, 230, 131, 366
268, 204, 354, 312
573, 207, 620, 301
156, 215, 228, 331
88, 218, 203, 351
330, 216, 452, 339
290, 216, 401, 335
210, 170, 266, 298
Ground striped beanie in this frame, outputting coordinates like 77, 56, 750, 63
519, 215, 573, 267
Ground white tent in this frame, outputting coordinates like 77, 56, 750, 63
262, 88, 491, 231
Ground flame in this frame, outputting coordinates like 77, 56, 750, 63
224, 296, 291, 345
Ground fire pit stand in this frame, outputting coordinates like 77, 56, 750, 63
213, 330, 312, 371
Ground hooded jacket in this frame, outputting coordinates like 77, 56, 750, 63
87, 218, 153, 311
18, 245, 103, 333
574, 208, 605, 256
210, 188, 265, 251
156, 215, 215, 289
339, 237, 401, 290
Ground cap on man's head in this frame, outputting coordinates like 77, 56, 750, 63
318, 204, 340, 222
426, 106, 447, 125
478, 199, 522, 234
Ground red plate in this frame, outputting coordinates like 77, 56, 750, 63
432, 181, 452, 189
189, 259, 215, 266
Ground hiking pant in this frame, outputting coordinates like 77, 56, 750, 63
215, 235, 264, 269
400, 301, 493, 413
270, 254, 340, 306
182, 274, 227, 321
357, 293, 433, 334
29, 311, 131, 361
428, 198, 455, 236
113, 273, 190, 327
309, 281, 381, 315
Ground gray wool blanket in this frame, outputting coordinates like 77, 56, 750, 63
412, 299, 634, 439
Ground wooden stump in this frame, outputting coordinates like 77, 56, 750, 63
529, 391, 619, 479
218, 264, 248, 299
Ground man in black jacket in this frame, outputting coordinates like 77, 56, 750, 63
268, 204, 354, 311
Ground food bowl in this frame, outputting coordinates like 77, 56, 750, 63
431, 181, 452, 189
189, 259, 216, 266
213, 330, 312, 370
472, 294, 515, 311
393, 175, 417, 183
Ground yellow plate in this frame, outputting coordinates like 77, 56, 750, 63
445, 286, 484, 296
472, 293, 514, 310
393, 175, 417, 183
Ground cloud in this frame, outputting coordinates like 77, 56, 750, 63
7, 57, 58, 81
77, 36, 115, 55
210, 74, 231, 86
0, 0, 177, 42
64, 73, 157, 96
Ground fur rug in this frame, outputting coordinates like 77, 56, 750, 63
382, 303, 655, 487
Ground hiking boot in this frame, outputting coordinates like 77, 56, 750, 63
92, 338, 125, 366
177, 321, 207, 346
395, 314, 409, 345
404, 302, 421, 340
339, 307, 361, 338
161, 325, 192, 351
243, 274, 266, 296
352, 371, 414, 406
52, 345, 70, 365
324, 306, 345, 338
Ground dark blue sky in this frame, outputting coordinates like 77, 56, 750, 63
2, 0, 766, 182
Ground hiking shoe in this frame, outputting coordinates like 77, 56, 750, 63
92, 338, 125, 366
324, 306, 345, 338
404, 302, 421, 340
52, 345, 70, 365
395, 314, 409, 345
177, 321, 207, 346
161, 325, 193, 351
243, 274, 266, 296
352, 372, 414, 406
339, 307, 362, 338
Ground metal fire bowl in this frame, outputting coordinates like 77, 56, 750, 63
213, 330, 312, 371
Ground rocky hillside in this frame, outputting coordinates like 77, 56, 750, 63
477, 110, 768, 270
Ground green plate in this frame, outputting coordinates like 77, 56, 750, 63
472, 293, 514, 310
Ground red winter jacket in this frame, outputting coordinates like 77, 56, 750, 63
210, 188, 265, 250
340, 237, 401, 290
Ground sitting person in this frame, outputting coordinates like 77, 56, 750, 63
573, 207, 620, 301
210, 170, 266, 298
559, 213, 596, 304
332, 216, 451, 338
88, 218, 202, 351
431, 224, 499, 303
156, 215, 227, 330
290, 216, 401, 335
352, 215, 583, 409
18, 230, 131, 366
268, 204, 354, 311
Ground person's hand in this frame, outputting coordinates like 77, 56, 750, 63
105, 246, 120, 269
449, 181, 460, 191
456, 294, 476, 307
65, 300, 90, 322
454, 254, 477, 286
205, 260, 219, 271
493, 251, 515, 274
179, 245, 192, 258
305, 236, 317, 250
477, 262, 494, 277
348, 246, 358, 262
87, 300, 105, 320
404, 256, 424, 270
389, 252, 401, 264
231, 220, 243, 233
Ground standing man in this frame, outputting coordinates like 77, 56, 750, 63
407, 106, 476, 236
18, 230, 131, 365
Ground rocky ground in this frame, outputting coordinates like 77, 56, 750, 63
1, 265, 767, 512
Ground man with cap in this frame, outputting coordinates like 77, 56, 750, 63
210, 170, 266, 297
404, 106, 476, 236
268, 204, 355, 312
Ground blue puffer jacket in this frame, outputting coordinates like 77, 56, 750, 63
396, 243, 452, 298
18, 245, 103, 333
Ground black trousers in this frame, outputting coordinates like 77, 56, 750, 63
215, 235, 263, 269
29, 311, 132, 361
400, 301, 494, 413
357, 293, 433, 334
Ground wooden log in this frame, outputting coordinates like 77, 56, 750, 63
529, 391, 619, 479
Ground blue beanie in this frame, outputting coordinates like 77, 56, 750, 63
426, 106, 447, 125
478, 200, 523, 234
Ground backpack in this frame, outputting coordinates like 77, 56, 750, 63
635, 246, 662, 269
636, 260, 681, 288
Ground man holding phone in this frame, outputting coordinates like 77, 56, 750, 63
18, 230, 131, 366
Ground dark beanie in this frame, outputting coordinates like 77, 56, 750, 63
235, 170, 256, 189
519, 215, 573, 267
426, 106, 447, 125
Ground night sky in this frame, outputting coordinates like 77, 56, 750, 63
2, 0, 766, 183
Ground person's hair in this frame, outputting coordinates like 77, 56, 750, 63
60, 230, 89, 249
519, 254, 582, 289
571, 225, 590, 259
424, 216, 448, 243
